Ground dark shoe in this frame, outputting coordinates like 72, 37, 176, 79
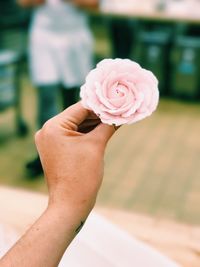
26, 156, 43, 177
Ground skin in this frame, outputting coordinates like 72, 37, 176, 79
0, 103, 116, 267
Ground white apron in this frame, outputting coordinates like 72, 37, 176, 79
29, 0, 93, 87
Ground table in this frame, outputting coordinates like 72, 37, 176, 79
0, 186, 179, 267
86, 0, 200, 25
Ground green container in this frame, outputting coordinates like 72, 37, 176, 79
0, 51, 20, 111
171, 36, 200, 99
138, 31, 172, 95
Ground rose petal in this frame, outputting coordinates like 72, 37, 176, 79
80, 58, 159, 126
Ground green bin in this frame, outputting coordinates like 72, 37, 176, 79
138, 30, 172, 95
171, 36, 200, 100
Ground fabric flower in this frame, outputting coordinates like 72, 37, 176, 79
80, 58, 159, 126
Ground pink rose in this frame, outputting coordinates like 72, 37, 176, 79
80, 58, 159, 126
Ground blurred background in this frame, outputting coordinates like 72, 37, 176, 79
0, 0, 200, 266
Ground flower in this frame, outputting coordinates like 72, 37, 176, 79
80, 58, 159, 126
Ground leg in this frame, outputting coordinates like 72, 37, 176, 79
26, 84, 60, 178
108, 18, 134, 59
61, 87, 79, 110
37, 84, 60, 128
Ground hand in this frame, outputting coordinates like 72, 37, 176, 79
0, 102, 116, 267
35, 102, 115, 219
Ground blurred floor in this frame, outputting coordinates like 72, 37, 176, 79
0, 74, 200, 226
100, 97, 200, 225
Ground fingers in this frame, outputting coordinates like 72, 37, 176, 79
90, 123, 116, 145
78, 118, 101, 133
49, 101, 118, 145
59, 102, 90, 127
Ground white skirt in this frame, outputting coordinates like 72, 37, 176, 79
29, 28, 94, 88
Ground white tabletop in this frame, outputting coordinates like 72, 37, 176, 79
0, 186, 180, 266
91, 0, 200, 24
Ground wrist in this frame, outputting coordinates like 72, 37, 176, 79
46, 201, 91, 234
48, 192, 96, 221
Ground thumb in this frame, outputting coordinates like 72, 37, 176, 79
58, 102, 89, 128
90, 123, 116, 145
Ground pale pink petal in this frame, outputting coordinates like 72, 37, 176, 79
80, 58, 159, 126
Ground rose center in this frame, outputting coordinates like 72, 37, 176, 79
115, 85, 126, 98
108, 83, 128, 100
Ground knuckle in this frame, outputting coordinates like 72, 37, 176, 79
85, 139, 103, 158
90, 136, 105, 151
41, 119, 57, 137
34, 130, 41, 145
35, 119, 57, 145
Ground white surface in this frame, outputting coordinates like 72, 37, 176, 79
100, 0, 200, 18
0, 213, 180, 266
0, 224, 19, 258
59, 213, 180, 267
0, 187, 180, 266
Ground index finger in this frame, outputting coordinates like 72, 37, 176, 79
58, 102, 90, 127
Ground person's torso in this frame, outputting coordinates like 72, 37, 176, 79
31, 0, 88, 34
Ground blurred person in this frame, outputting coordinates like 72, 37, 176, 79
18, 0, 97, 177
108, 18, 135, 59
0, 102, 116, 267
99, 0, 136, 59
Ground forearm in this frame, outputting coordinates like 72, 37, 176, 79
0, 205, 87, 267
0, 102, 115, 267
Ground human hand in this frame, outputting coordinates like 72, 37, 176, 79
35, 102, 116, 220
0, 103, 116, 267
